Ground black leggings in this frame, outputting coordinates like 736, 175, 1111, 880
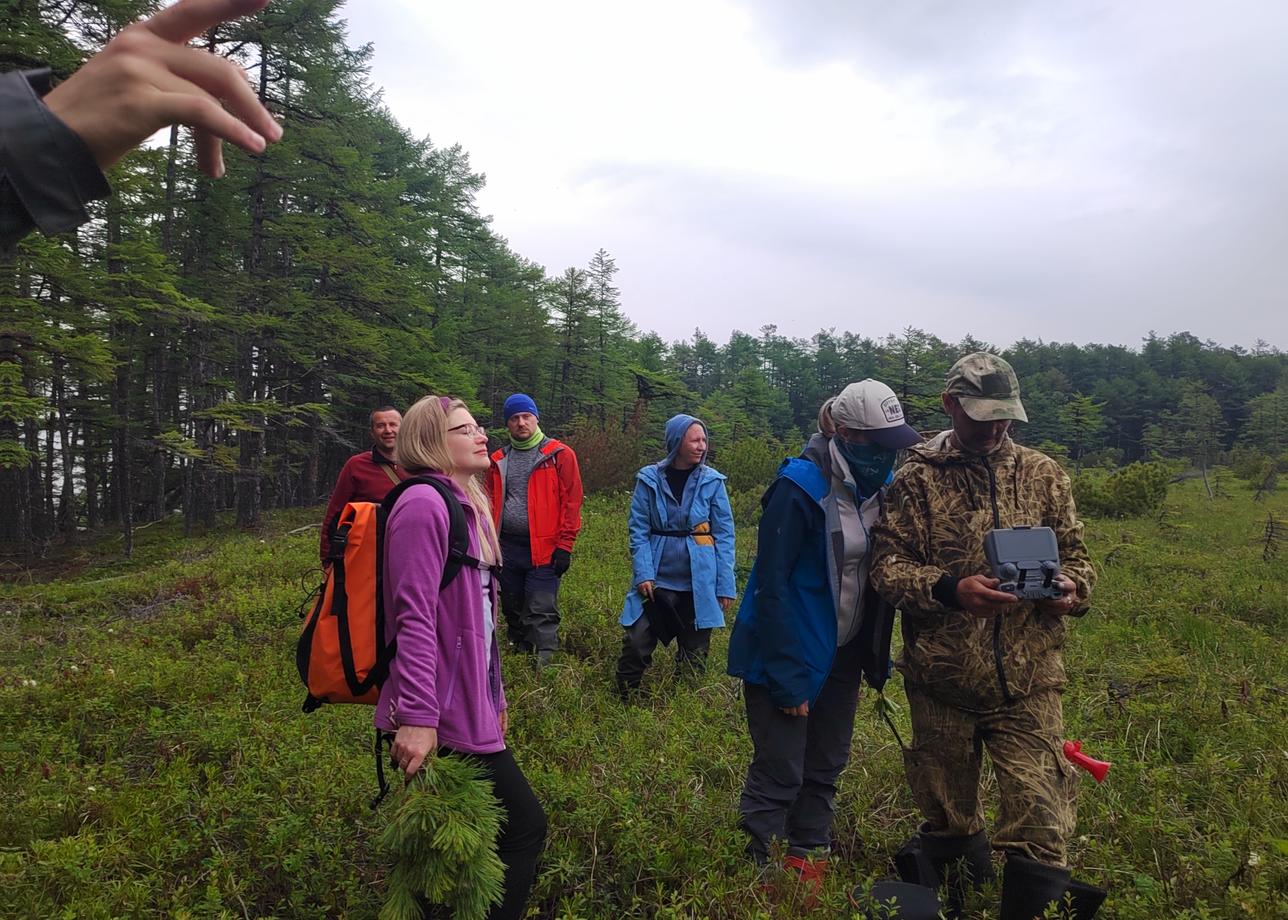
438, 746, 547, 920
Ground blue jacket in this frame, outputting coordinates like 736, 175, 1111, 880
620, 462, 736, 629
727, 439, 897, 707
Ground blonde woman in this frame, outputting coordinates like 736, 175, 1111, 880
378, 395, 546, 920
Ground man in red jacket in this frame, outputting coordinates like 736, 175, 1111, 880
319, 406, 408, 565
485, 394, 584, 667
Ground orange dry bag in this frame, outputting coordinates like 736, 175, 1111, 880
296, 476, 473, 711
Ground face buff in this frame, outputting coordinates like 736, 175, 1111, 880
511, 426, 544, 450
835, 439, 896, 497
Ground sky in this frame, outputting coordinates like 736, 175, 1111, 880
340, 0, 1288, 350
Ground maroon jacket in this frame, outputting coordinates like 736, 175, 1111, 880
319, 447, 408, 562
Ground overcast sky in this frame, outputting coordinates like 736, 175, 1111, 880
340, 0, 1287, 351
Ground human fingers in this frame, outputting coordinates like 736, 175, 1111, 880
969, 578, 1020, 605
194, 127, 223, 178
156, 41, 281, 142
154, 87, 266, 176
389, 739, 408, 769
144, 0, 270, 45
404, 749, 427, 779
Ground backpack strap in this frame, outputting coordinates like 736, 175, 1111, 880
380, 462, 402, 487
380, 475, 483, 590
776, 456, 829, 504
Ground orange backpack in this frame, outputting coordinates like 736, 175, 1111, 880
296, 476, 474, 712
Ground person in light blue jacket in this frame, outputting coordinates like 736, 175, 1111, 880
616, 414, 736, 698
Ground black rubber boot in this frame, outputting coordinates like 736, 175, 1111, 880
893, 833, 939, 888
933, 830, 995, 917
1001, 854, 1071, 919
852, 880, 942, 920
1065, 877, 1108, 918
1000, 853, 1107, 919
923, 828, 995, 888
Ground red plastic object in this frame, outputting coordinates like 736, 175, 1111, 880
1063, 740, 1111, 783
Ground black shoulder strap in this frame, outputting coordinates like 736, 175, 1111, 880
379, 475, 480, 590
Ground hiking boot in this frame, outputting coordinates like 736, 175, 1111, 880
535, 648, 555, 670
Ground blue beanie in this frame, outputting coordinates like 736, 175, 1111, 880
503, 393, 540, 421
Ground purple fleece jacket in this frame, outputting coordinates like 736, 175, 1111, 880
374, 473, 507, 753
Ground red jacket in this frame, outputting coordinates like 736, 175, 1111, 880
320, 447, 408, 562
486, 438, 583, 566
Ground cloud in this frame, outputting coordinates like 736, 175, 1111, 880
342, 0, 1288, 349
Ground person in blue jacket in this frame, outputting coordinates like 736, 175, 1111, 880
727, 380, 921, 886
616, 414, 736, 698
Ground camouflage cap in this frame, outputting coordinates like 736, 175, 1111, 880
945, 352, 1028, 423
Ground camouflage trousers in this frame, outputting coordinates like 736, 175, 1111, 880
902, 685, 1079, 866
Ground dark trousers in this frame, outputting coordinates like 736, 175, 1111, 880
439, 746, 548, 920
738, 639, 863, 862
615, 588, 711, 693
498, 533, 562, 652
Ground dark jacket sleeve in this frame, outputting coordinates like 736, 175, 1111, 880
754, 479, 817, 707
0, 69, 111, 253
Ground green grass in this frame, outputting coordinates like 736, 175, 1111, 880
8, 478, 1287, 918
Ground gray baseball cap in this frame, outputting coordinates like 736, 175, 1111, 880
831, 379, 923, 449
945, 353, 1028, 423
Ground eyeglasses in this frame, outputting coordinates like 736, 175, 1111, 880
448, 422, 487, 437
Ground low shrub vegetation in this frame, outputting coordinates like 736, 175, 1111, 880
11, 479, 1286, 918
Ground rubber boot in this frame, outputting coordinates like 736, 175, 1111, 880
897, 828, 993, 918
852, 880, 942, 920
1000, 854, 1072, 920
922, 828, 994, 887
893, 832, 939, 888
1065, 877, 1108, 918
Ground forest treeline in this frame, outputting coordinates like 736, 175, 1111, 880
3, 0, 1286, 560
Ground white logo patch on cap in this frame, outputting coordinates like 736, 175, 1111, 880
881, 396, 904, 423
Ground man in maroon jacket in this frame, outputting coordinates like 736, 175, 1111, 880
319, 406, 408, 565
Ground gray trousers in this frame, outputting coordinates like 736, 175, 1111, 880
499, 533, 561, 653
738, 639, 863, 862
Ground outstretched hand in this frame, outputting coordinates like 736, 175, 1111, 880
43, 0, 283, 178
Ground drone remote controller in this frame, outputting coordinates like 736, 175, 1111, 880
983, 526, 1064, 601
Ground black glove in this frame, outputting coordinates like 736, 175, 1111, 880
550, 548, 572, 575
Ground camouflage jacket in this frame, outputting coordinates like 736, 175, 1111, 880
870, 432, 1095, 710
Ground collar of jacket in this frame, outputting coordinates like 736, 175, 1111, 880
499, 436, 555, 458
639, 462, 724, 489
370, 445, 399, 466
904, 430, 1017, 467
492, 438, 562, 481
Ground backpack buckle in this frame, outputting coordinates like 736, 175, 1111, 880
328, 523, 350, 560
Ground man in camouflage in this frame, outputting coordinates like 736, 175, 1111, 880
870, 353, 1105, 919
